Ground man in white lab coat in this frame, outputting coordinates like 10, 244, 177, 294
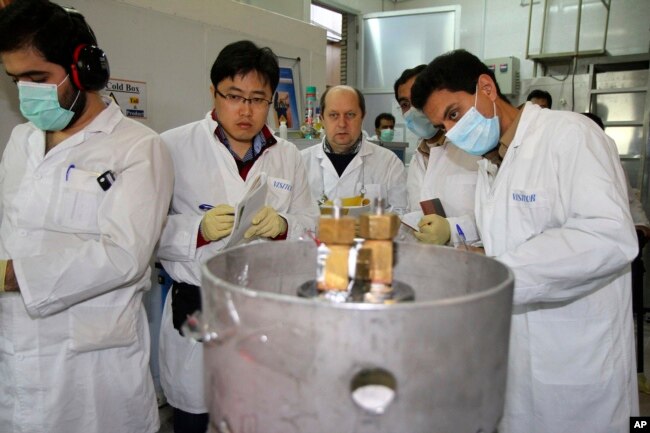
0, 2, 173, 433
157, 40, 319, 433
301, 85, 407, 211
411, 49, 638, 432
395, 65, 481, 245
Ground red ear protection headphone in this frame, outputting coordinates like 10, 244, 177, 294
70, 43, 110, 91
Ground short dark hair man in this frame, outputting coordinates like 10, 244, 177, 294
157, 40, 318, 433
526, 89, 552, 109
0, 1, 173, 432
412, 49, 638, 432
373, 112, 395, 141
393, 65, 480, 246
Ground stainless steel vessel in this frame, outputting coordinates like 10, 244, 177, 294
200, 240, 514, 433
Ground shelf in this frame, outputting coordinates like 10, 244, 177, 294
603, 120, 644, 128
590, 53, 650, 73
590, 87, 647, 95
527, 50, 606, 64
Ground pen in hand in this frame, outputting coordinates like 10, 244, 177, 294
456, 224, 468, 251
199, 204, 214, 211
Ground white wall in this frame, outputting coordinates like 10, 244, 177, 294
0, 0, 327, 146
233, 0, 396, 22
394, 0, 650, 83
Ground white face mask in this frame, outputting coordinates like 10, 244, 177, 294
444, 87, 500, 156
379, 128, 394, 142
403, 107, 438, 139
17, 75, 80, 131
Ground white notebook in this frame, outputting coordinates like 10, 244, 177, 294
225, 172, 268, 248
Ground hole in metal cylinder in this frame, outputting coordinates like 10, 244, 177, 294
350, 368, 397, 414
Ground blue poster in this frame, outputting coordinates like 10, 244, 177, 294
271, 67, 300, 130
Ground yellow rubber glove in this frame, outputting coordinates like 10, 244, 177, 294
414, 214, 451, 245
244, 206, 287, 239
200, 204, 235, 241
0, 259, 7, 292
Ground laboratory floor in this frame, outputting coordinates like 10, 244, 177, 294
155, 318, 650, 432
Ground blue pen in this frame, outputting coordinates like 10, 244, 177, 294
456, 224, 468, 251
198, 204, 214, 211
65, 164, 76, 181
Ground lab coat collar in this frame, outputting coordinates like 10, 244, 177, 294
493, 102, 526, 162
25, 97, 122, 157
499, 103, 525, 149
206, 110, 277, 156
83, 97, 123, 135
322, 134, 363, 155
315, 136, 375, 160
416, 130, 446, 157
25, 97, 122, 137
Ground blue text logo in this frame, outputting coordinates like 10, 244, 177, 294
512, 192, 536, 203
273, 180, 292, 192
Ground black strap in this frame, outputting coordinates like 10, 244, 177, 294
171, 281, 201, 336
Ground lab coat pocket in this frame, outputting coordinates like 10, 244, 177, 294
508, 188, 551, 235
69, 302, 138, 352
530, 316, 612, 386
54, 168, 103, 233
266, 176, 293, 211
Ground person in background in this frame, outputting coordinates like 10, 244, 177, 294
156, 40, 318, 433
301, 85, 407, 211
412, 49, 638, 433
526, 88, 552, 109
394, 65, 480, 245
0, 1, 173, 432
370, 112, 395, 141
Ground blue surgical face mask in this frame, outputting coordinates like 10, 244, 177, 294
18, 75, 80, 131
445, 88, 500, 156
380, 128, 394, 142
403, 107, 438, 139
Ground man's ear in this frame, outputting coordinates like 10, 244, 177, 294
477, 74, 498, 103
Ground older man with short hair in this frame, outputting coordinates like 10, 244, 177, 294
301, 85, 407, 211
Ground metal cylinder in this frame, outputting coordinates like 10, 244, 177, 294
201, 240, 514, 433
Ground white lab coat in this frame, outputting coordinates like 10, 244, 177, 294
301, 137, 408, 209
475, 103, 638, 433
0, 101, 173, 433
407, 137, 480, 244
157, 112, 319, 413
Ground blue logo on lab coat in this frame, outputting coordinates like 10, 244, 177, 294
512, 192, 536, 203
273, 180, 292, 192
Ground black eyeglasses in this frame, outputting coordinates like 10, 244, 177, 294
215, 89, 272, 108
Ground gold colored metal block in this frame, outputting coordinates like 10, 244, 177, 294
318, 245, 350, 291
358, 213, 400, 240
363, 240, 393, 284
318, 216, 356, 245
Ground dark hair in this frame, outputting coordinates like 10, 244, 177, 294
527, 89, 553, 109
210, 40, 279, 93
375, 113, 395, 128
0, 0, 98, 74
393, 64, 426, 102
581, 112, 605, 130
411, 49, 505, 110
320, 85, 366, 117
